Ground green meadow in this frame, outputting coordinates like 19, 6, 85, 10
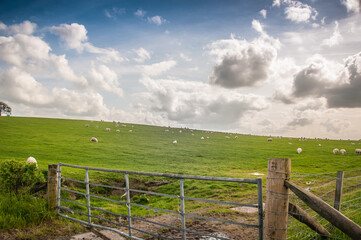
1, 116, 360, 176
0, 116, 360, 239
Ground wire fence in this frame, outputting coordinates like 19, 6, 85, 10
57, 163, 264, 240
287, 169, 361, 239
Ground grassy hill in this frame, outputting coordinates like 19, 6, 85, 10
0, 116, 360, 177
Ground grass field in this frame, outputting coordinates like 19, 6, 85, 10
1, 116, 360, 177
1, 116, 360, 239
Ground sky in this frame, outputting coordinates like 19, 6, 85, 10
0, 0, 360, 139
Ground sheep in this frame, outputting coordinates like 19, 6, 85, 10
201, 137, 204, 140
85, 124, 89, 127
356, 149, 361, 154
95, 125, 99, 128
340, 149, 346, 155
90, 137, 98, 142
297, 148, 302, 154
116, 129, 120, 133
267, 138, 272, 142
106, 128, 111, 132
26, 156, 37, 166
318, 144, 322, 146
173, 140, 177, 144
179, 130, 182, 133
289, 142, 292, 145
225, 136, 230, 139
129, 130, 132, 133
235, 136, 238, 139
122, 124, 126, 127
351, 143, 355, 145
333, 148, 339, 154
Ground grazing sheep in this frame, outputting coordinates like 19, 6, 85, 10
356, 149, 361, 154
297, 148, 302, 154
289, 142, 292, 145
122, 124, 126, 127
207, 136, 209, 139
90, 137, 98, 142
173, 140, 177, 144
129, 130, 132, 133
235, 136, 238, 139
201, 137, 204, 140
318, 144, 322, 146
26, 156, 37, 166
267, 138, 272, 142
333, 148, 339, 154
351, 143, 355, 145
116, 129, 120, 133
225, 136, 230, 139
179, 130, 182, 133
95, 126, 98, 128
340, 149, 346, 155
85, 124, 89, 127
191, 133, 194, 136
106, 128, 111, 132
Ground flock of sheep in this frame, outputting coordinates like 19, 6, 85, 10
87, 121, 133, 143
267, 137, 361, 155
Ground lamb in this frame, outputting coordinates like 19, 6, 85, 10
297, 148, 302, 154
356, 149, 361, 154
90, 137, 98, 142
26, 156, 37, 166
333, 148, 339, 154
340, 149, 346, 155
106, 128, 111, 132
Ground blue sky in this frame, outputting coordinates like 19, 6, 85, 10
0, 0, 361, 139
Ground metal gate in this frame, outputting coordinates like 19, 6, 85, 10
57, 163, 263, 239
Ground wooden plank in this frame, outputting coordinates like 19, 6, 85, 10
47, 164, 58, 210
285, 180, 361, 240
334, 171, 344, 211
264, 158, 291, 240
288, 202, 331, 237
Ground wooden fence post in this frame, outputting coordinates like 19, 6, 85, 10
47, 164, 58, 210
264, 158, 291, 240
334, 171, 344, 211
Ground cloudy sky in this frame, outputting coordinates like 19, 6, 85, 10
0, 0, 360, 139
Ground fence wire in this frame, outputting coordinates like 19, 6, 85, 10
287, 169, 361, 239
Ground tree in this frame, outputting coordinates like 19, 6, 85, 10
0, 101, 12, 116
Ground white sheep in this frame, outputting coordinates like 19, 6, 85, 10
122, 124, 126, 127
90, 137, 98, 142
201, 137, 204, 140
179, 130, 182, 133
351, 143, 355, 145
116, 129, 120, 133
340, 149, 346, 155
173, 140, 177, 144
225, 136, 230, 139
297, 148, 302, 154
235, 136, 238, 139
85, 124, 89, 127
355, 149, 361, 154
267, 138, 272, 142
129, 130, 132, 133
333, 148, 339, 154
95, 126, 98, 128
318, 144, 322, 146
26, 156, 37, 166
289, 142, 292, 145
106, 128, 111, 132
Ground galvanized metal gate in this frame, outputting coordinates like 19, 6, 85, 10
57, 163, 263, 239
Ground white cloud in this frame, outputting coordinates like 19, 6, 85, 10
179, 53, 192, 62
321, 21, 343, 47
321, 118, 351, 134
272, 0, 281, 7
88, 64, 123, 97
260, 9, 267, 19
104, 7, 125, 19
49, 23, 124, 62
0, 21, 37, 35
141, 60, 177, 76
284, 1, 318, 23
134, 9, 146, 17
147, 16, 167, 26
139, 77, 269, 127
134, 48, 151, 63
340, 0, 361, 13
208, 21, 279, 88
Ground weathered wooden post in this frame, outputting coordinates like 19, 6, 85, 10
334, 171, 344, 211
264, 158, 291, 240
47, 164, 59, 210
